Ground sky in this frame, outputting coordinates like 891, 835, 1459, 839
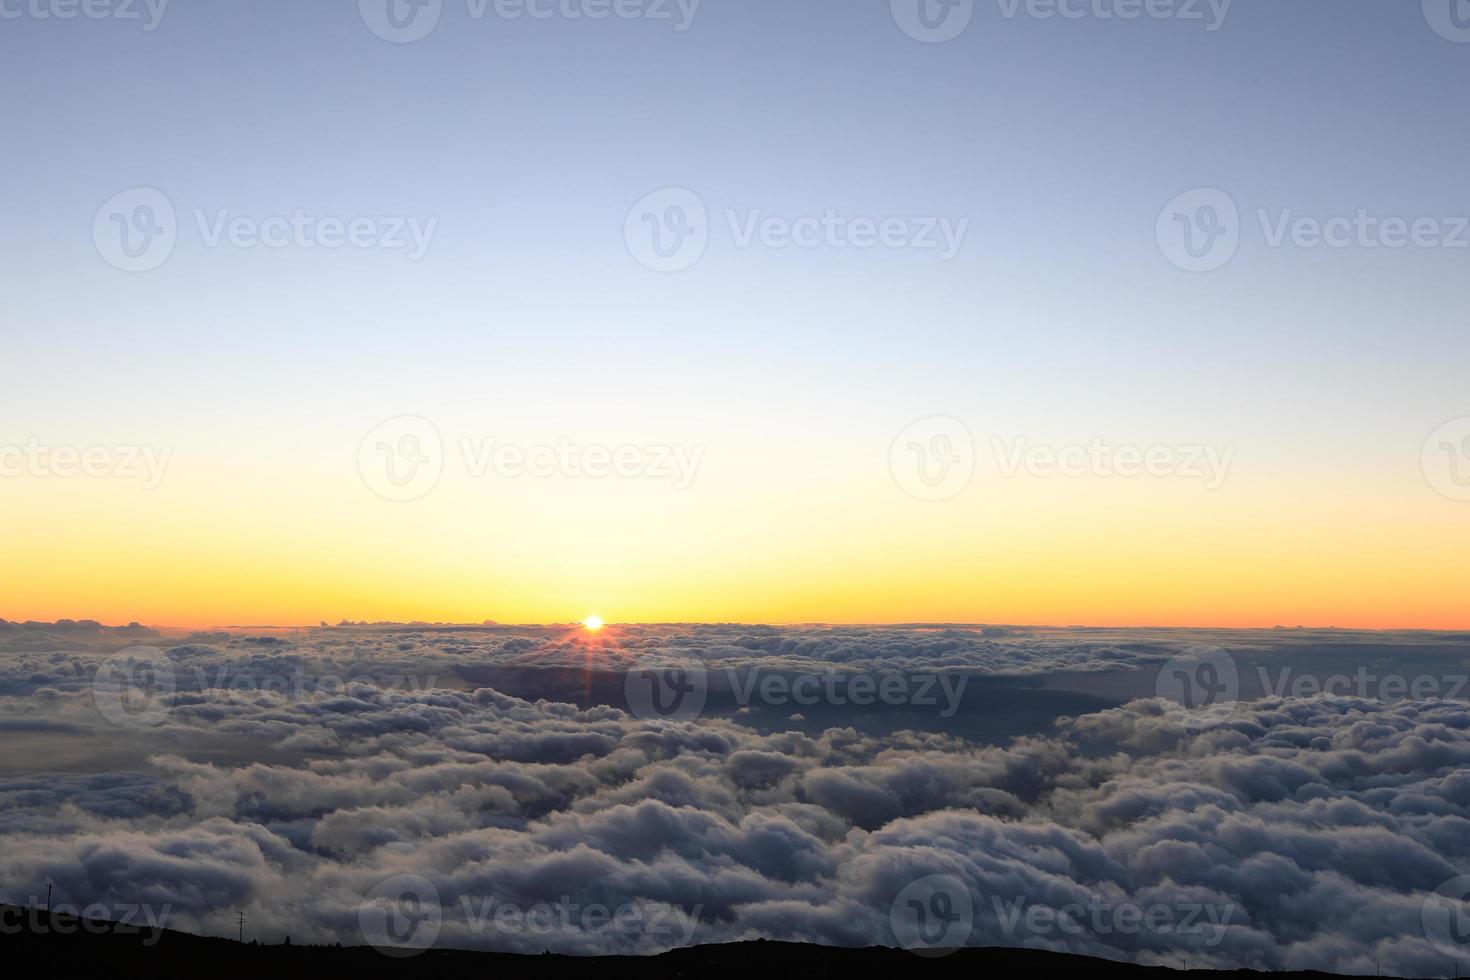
3, 0, 1469, 629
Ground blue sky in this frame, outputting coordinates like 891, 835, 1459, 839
2, 1, 1469, 626
6, 1, 1467, 429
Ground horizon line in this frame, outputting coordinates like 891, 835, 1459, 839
6, 617, 1469, 635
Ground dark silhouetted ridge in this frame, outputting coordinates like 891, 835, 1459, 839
0, 904, 1403, 979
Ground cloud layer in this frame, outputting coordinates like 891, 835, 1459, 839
0, 625, 1468, 975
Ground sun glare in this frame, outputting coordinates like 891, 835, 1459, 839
583, 616, 605, 632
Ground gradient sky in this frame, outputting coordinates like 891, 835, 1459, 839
3, 0, 1468, 628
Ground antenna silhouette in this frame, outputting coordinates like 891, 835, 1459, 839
237, 910, 246, 944
45, 881, 52, 914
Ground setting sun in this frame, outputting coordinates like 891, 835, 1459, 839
583, 616, 605, 632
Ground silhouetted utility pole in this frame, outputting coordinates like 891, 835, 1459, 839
45, 882, 51, 914
237, 911, 246, 944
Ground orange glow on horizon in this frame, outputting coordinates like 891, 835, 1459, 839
4, 448, 1468, 633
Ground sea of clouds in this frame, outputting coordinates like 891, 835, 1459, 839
0, 619, 1202, 686
0, 622, 1468, 976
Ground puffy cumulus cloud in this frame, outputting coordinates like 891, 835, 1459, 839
0, 667, 1467, 975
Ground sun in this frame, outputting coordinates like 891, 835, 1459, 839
582, 616, 605, 632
